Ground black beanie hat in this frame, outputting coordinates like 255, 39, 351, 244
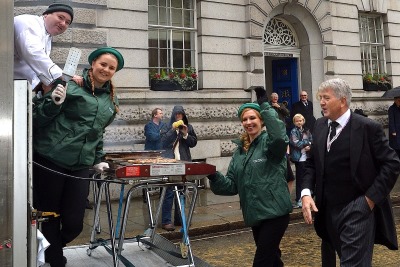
43, 3, 74, 23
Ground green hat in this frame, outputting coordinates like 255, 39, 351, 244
43, 3, 74, 23
88, 47, 124, 71
237, 103, 261, 118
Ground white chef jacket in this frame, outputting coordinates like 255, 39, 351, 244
14, 14, 63, 88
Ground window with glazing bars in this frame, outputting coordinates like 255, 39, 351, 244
359, 15, 386, 75
148, 0, 196, 74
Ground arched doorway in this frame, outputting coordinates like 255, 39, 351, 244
263, 17, 300, 111
257, 3, 325, 119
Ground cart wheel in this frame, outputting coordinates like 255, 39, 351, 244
87, 248, 92, 256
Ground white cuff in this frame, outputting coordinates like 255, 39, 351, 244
301, 188, 312, 198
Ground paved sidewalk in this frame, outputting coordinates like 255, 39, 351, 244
70, 178, 400, 246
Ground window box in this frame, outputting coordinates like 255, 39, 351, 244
363, 82, 391, 91
150, 79, 180, 91
149, 67, 198, 91
362, 73, 391, 91
181, 80, 197, 91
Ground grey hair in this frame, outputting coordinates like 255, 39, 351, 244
318, 78, 352, 106
271, 92, 278, 97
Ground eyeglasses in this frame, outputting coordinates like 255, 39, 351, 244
300, 95, 307, 97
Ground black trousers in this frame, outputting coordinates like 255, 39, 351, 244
325, 196, 375, 267
33, 154, 89, 267
294, 161, 306, 202
251, 214, 290, 267
321, 239, 336, 267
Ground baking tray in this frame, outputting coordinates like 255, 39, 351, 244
105, 150, 164, 160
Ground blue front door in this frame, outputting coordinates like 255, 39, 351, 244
271, 58, 299, 111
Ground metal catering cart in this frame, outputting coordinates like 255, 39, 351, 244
86, 151, 216, 267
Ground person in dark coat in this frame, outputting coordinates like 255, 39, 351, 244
144, 108, 165, 150
290, 90, 316, 133
160, 106, 197, 231
142, 108, 165, 202
388, 96, 400, 158
301, 78, 399, 266
269, 92, 290, 124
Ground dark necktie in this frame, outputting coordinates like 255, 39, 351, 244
329, 121, 339, 141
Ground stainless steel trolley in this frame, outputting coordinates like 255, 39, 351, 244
87, 151, 216, 267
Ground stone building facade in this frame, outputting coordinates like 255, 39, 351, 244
15, 0, 399, 176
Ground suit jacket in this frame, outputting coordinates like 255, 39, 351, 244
291, 100, 316, 132
303, 112, 399, 249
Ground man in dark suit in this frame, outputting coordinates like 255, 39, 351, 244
301, 78, 399, 266
291, 90, 316, 133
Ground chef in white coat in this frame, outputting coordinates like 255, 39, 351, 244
14, 2, 75, 93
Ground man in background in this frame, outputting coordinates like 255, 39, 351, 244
270, 92, 290, 123
142, 108, 165, 203
144, 108, 165, 150
291, 90, 316, 133
14, 2, 75, 92
388, 96, 400, 158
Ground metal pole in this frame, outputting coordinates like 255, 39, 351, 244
13, 81, 30, 267
0, 0, 14, 266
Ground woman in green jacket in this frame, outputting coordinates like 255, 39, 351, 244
32, 47, 124, 267
208, 94, 292, 267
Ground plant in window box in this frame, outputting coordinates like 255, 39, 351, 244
362, 73, 391, 91
176, 66, 198, 91
150, 69, 180, 91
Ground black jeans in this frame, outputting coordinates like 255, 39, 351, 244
33, 154, 89, 267
251, 214, 290, 267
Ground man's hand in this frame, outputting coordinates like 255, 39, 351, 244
271, 102, 280, 108
179, 124, 188, 136
301, 195, 318, 224
71, 75, 84, 86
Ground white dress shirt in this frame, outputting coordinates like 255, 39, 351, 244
14, 14, 63, 88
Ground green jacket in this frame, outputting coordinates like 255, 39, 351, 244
33, 69, 118, 170
210, 102, 292, 226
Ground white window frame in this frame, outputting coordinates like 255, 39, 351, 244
148, 0, 197, 74
359, 14, 386, 75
